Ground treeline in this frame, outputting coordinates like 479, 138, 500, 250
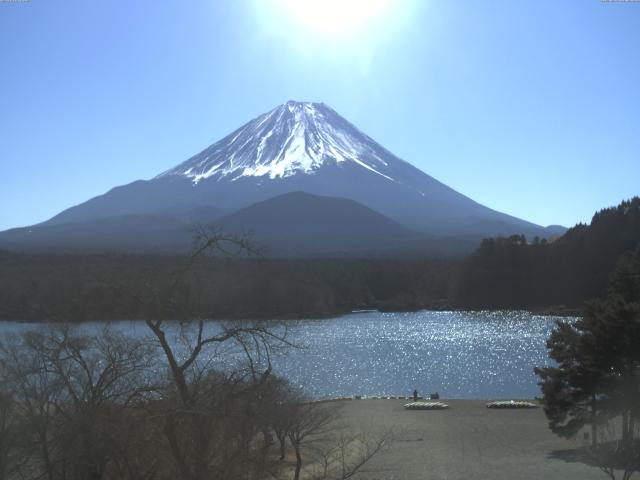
1, 197, 639, 320
0, 252, 458, 321
455, 197, 640, 309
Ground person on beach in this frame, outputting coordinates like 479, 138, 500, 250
413, 389, 418, 401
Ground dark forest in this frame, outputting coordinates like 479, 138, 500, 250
1, 197, 638, 322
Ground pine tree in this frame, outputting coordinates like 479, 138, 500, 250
535, 246, 640, 450
535, 319, 606, 446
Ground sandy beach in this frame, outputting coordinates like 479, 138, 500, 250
338, 399, 605, 480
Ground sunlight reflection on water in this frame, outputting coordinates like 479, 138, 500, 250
0, 311, 572, 399
272, 311, 570, 399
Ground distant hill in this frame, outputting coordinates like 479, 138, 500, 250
0, 205, 223, 254
454, 197, 640, 309
0, 198, 635, 321
0, 192, 481, 257
0, 101, 562, 256
214, 191, 416, 255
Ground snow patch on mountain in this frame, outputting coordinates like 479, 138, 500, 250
157, 101, 396, 184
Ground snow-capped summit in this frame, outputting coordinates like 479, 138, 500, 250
21, 100, 557, 246
157, 100, 397, 184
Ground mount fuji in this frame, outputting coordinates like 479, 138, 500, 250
0, 101, 563, 255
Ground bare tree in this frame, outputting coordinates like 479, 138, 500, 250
0, 383, 24, 480
276, 396, 394, 480
312, 429, 394, 480
287, 401, 340, 480
0, 330, 66, 480
0, 326, 158, 480
129, 229, 295, 480
0, 229, 392, 480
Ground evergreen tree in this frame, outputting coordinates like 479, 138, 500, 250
456, 197, 640, 309
535, 319, 606, 446
535, 246, 640, 451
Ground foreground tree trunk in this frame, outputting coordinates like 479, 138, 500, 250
591, 394, 597, 448
293, 442, 302, 480
279, 437, 286, 461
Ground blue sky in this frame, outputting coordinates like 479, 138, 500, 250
0, 0, 638, 231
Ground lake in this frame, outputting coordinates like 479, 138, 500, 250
0, 311, 570, 399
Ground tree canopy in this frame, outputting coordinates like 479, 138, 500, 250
457, 197, 640, 310
535, 246, 640, 478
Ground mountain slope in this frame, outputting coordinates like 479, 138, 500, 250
0, 101, 564, 255
40, 101, 554, 237
214, 191, 420, 255
0, 215, 190, 253
0, 192, 480, 257
0, 206, 224, 253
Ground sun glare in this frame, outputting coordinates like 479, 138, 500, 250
253, 0, 416, 62
275, 0, 394, 37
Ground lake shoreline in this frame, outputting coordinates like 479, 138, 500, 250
0, 311, 565, 400
0, 306, 582, 324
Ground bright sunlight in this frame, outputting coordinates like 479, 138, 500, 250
274, 0, 394, 37
254, 0, 414, 58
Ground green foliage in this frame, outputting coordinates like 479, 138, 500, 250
456, 197, 640, 309
535, 246, 640, 451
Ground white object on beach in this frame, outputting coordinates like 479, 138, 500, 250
486, 400, 538, 409
404, 401, 449, 410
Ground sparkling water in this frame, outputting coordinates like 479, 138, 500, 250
0, 311, 571, 399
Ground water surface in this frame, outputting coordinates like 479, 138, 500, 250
0, 311, 570, 399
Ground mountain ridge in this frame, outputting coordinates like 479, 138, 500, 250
156, 101, 403, 183
1, 101, 565, 255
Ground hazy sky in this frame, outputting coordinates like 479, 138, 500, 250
1, 0, 638, 231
